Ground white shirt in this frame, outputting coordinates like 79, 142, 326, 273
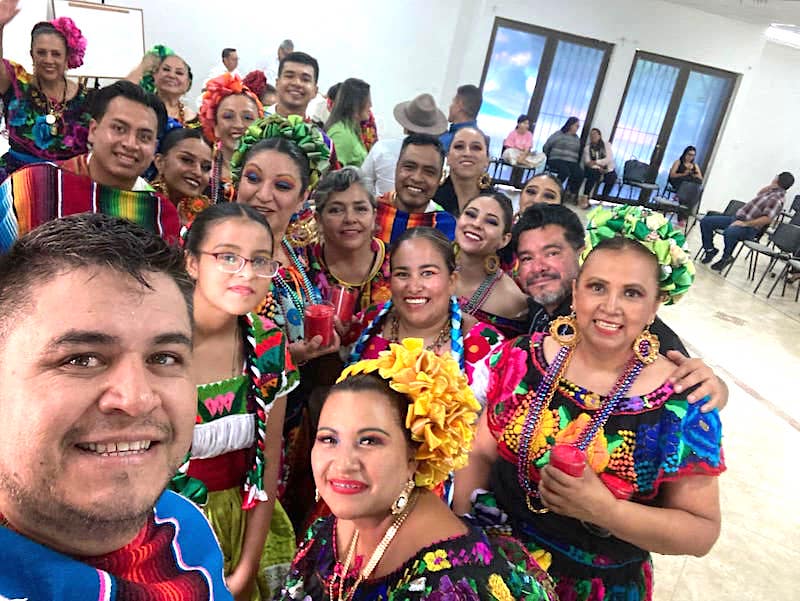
360, 138, 403, 197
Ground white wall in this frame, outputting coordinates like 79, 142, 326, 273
119, 0, 462, 138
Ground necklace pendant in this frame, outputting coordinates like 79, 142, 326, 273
45, 113, 56, 125
49, 123, 58, 136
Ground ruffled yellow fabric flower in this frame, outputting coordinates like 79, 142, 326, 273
338, 339, 481, 488
488, 574, 514, 601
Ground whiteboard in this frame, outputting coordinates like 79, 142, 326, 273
2, 0, 49, 72
52, 0, 144, 79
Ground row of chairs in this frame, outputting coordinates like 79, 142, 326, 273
694, 199, 800, 301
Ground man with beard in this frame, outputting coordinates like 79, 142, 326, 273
0, 214, 230, 600
513, 203, 728, 409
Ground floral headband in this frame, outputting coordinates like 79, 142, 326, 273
48, 17, 86, 69
230, 113, 332, 191
337, 339, 481, 489
198, 72, 264, 145
583, 205, 696, 304
139, 44, 194, 95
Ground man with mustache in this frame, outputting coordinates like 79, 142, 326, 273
0, 214, 230, 600
513, 203, 728, 409
375, 133, 457, 245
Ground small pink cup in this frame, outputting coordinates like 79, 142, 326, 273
304, 303, 335, 346
329, 285, 359, 322
549, 444, 586, 477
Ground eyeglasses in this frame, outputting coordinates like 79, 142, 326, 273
200, 252, 279, 278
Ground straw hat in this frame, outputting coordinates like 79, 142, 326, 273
393, 93, 448, 136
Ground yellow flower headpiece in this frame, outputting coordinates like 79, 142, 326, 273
337, 339, 481, 489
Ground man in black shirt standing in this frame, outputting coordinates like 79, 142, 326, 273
513, 204, 727, 409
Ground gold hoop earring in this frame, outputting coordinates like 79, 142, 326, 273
484, 253, 500, 274
478, 172, 492, 190
633, 325, 660, 364
549, 313, 580, 347
391, 479, 415, 515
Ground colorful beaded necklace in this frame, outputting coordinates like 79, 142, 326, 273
518, 337, 652, 513
348, 296, 465, 369
272, 237, 322, 316
460, 269, 503, 315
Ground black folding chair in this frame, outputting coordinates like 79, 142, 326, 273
614, 159, 659, 206
779, 194, 800, 222
767, 258, 800, 301
742, 224, 800, 293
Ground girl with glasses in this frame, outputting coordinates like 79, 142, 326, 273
177, 202, 299, 600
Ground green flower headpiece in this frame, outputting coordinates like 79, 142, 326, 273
582, 205, 696, 304
230, 114, 332, 191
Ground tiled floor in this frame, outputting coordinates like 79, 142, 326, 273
650, 220, 800, 601
504, 190, 800, 599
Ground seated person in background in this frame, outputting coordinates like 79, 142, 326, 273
515, 203, 728, 411
580, 127, 616, 208
668, 145, 703, 191
375, 133, 456, 244
502, 114, 545, 169
325, 78, 372, 167
360, 92, 448, 196
0, 80, 180, 251
700, 171, 794, 271
440, 84, 483, 153
542, 116, 583, 204
0, 214, 230, 600
278, 340, 557, 600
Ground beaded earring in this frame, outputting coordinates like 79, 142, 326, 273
549, 313, 580, 347
633, 323, 660, 364
478, 172, 493, 190
391, 479, 416, 515
483, 253, 500, 275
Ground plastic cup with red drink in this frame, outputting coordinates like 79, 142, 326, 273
549, 444, 586, 477
329, 284, 358, 322
304, 303, 335, 346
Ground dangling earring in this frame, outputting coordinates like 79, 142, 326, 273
484, 253, 500, 275
633, 323, 660, 364
314, 488, 320, 503
478, 172, 492, 190
453, 242, 461, 263
549, 312, 580, 347
391, 479, 415, 515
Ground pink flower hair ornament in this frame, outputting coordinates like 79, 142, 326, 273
49, 17, 87, 69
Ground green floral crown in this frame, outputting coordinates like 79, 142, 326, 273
582, 205, 696, 304
230, 114, 331, 191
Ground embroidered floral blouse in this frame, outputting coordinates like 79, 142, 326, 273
278, 516, 557, 600
0, 60, 92, 177
185, 313, 298, 509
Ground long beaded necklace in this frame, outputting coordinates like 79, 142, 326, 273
272, 238, 322, 316
34, 76, 68, 136
460, 269, 503, 315
389, 313, 451, 353
518, 343, 647, 514
329, 490, 419, 601
347, 297, 465, 369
